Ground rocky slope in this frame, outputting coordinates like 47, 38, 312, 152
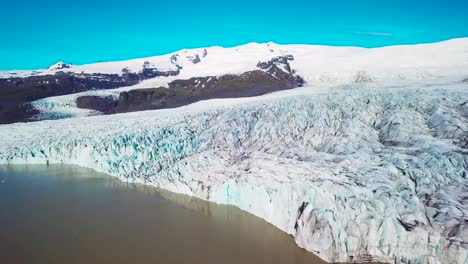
75, 56, 303, 114
0, 67, 179, 124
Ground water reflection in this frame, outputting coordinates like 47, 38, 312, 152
0, 164, 325, 264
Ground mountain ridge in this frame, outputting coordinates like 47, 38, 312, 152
2, 37, 468, 77
1, 38, 467, 124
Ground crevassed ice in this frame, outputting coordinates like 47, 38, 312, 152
0, 85, 467, 264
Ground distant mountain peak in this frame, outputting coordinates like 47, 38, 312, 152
48, 61, 71, 71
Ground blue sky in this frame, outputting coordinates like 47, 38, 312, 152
1, 0, 467, 70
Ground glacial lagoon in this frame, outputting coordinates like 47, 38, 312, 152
0, 165, 325, 264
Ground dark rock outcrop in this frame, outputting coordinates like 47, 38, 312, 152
0, 102, 39, 125
140, 61, 181, 79
76, 96, 118, 112
256, 55, 304, 86
77, 60, 304, 114
2, 55, 300, 123
191, 55, 201, 64
0, 66, 180, 124
0, 72, 140, 124
257, 56, 293, 74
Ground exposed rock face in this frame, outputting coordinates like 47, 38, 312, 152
256, 55, 304, 86
76, 96, 118, 112
0, 102, 39, 125
119, 70, 299, 112
77, 57, 304, 114
0, 67, 180, 124
140, 61, 181, 78
170, 54, 179, 64
188, 54, 201, 64
0, 72, 136, 124
0, 72, 133, 100
257, 55, 294, 74
2, 55, 302, 123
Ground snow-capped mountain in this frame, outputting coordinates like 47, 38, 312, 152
0, 39, 467, 263
2, 38, 468, 124
3, 38, 468, 83
47, 61, 72, 71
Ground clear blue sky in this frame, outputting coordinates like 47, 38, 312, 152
1, 0, 467, 70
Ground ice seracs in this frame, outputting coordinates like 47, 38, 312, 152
0, 83, 467, 264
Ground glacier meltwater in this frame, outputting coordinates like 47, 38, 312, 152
0, 84, 466, 264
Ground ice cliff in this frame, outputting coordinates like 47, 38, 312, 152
0, 84, 466, 263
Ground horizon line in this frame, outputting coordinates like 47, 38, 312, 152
2, 37, 468, 72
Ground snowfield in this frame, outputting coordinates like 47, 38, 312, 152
0, 83, 467, 263
4, 38, 468, 120
3, 38, 468, 83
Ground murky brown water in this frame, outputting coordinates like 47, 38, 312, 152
0, 165, 325, 264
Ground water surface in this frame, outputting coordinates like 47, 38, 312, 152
0, 165, 325, 264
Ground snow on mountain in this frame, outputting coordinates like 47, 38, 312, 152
2, 38, 468, 83
8, 38, 467, 121
0, 83, 467, 263
47, 61, 72, 71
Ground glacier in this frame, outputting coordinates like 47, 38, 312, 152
0, 83, 466, 263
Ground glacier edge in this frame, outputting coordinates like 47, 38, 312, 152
0, 86, 467, 264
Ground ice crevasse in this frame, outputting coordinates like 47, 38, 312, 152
0, 86, 467, 264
